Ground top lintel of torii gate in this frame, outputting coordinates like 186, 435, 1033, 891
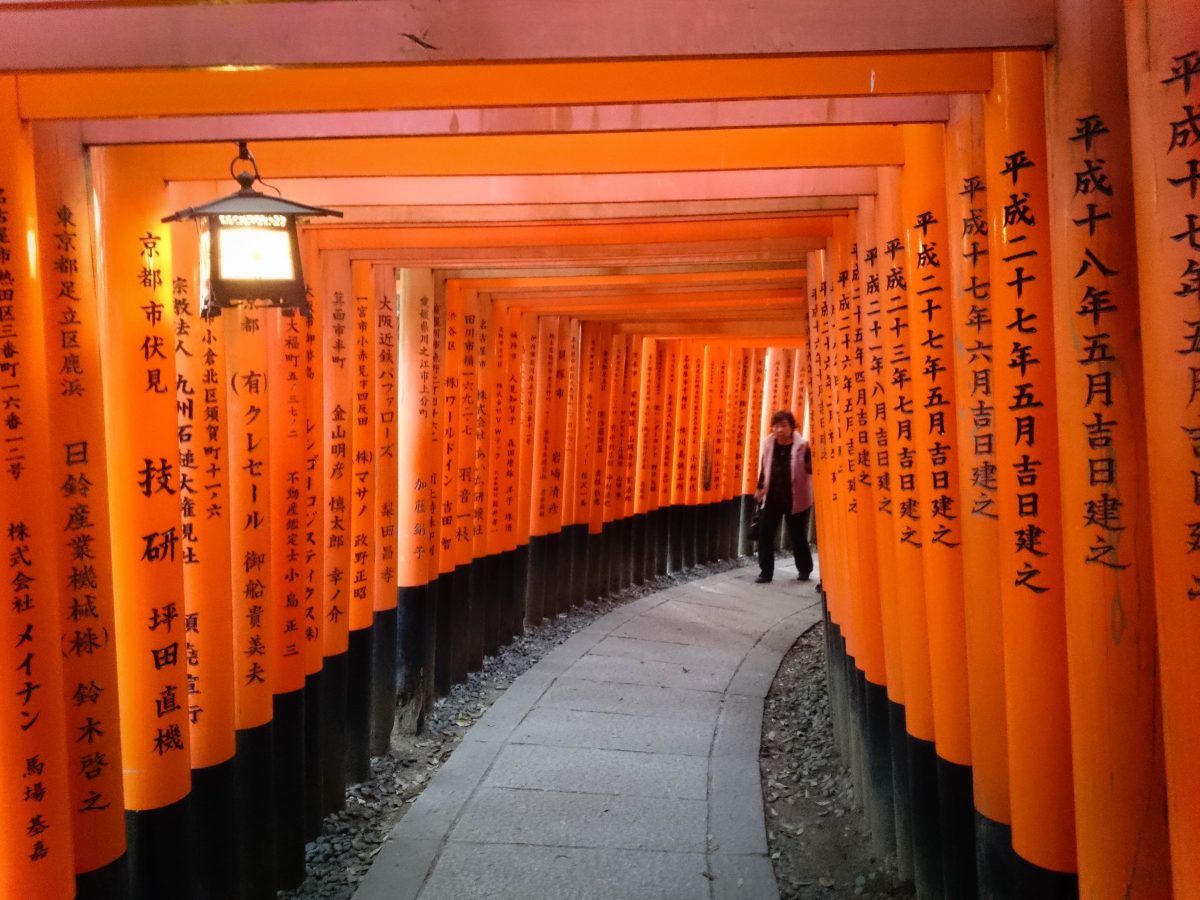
0, 0, 1053, 72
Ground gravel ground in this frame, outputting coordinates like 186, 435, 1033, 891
761, 619, 914, 900
280, 556, 750, 900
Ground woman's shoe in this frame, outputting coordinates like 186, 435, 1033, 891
755, 575, 772, 583
797, 572, 811, 582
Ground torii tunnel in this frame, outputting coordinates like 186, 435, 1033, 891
0, 1, 1197, 898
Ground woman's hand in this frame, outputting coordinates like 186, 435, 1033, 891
754, 488, 765, 505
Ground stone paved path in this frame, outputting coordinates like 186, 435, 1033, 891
355, 559, 823, 900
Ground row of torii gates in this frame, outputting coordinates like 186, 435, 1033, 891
0, 1, 1198, 899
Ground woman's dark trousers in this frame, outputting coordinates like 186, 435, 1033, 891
757, 505, 812, 581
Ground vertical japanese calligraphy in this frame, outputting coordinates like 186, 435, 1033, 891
985, 51, 1076, 878
1125, 7, 1200, 895
0, 86, 74, 900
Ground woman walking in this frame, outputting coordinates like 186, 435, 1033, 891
753, 410, 814, 583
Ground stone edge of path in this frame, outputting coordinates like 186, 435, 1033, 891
353, 574, 824, 900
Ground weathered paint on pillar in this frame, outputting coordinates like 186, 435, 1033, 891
985, 50, 1076, 875
1124, 5, 1200, 895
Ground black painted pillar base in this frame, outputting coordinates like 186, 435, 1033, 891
549, 528, 568, 615
668, 505, 684, 572
511, 543, 529, 638
662, 507, 674, 576
739, 494, 756, 556
619, 517, 633, 590
450, 564, 471, 683
975, 812, 1017, 900
606, 522, 622, 596
235, 722, 278, 900
907, 734, 945, 900
303, 670, 324, 841
481, 554, 501, 657
1012, 850, 1080, 899
526, 534, 549, 626
371, 605, 399, 755
396, 584, 428, 734
681, 506, 697, 568
346, 626, 373, 784
864, 679, 896, 858
76, 853, 130, 900
569, 523, 589, 607
273, 688, 307, 890
585, 528, 605, 600
126, 796, 193, 900
938, 756, 979, 899
495, 553, 515, 649
888, 700, 916, 881
434, 574, 453, 697
320, 651, 348, 814
630, 514, 646, 585
187, 757, 235, 900
707, 501, 722, 562
465, 556, 485, 672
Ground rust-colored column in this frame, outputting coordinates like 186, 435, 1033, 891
901, 123, 977, 897
395, 269, 437, 724
370, 265, 399, 751
1047, 3, 1173, 896
944, 91, 1013, 895
92, 144, 193, 898
878, 164, 933, 887
1124, 5, 1200, 896
34, 122, 130, 895
0, 81, 75, 900
985, 50, 1077, 886
318, 251, 352, 812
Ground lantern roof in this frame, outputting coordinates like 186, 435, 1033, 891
162, 184, 343, 223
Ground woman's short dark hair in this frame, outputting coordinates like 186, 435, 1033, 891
770, 409, 796, 429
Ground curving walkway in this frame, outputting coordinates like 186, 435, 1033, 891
355, 559, 823, 900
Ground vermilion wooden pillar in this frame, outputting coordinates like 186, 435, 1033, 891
167, 184, 236, 898
35, 122, 130, 898
0, 78, 75, 900
900, 123, 977, 898
944, 92, 1013, 896
1124, 4, 1200, 896
1046, 2, 1173, 896
877, 165, 928, 886
92, 144, 193, 900
985, 51, 1077, 889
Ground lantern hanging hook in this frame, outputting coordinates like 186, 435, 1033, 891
229, 140, 262, 193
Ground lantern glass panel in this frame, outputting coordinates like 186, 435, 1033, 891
217, 226, 294, 281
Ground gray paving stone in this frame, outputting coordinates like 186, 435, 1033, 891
708, 756, 769, 855
608, 611, 738, 649
710, 853, 781, 900
712, 693, 765, 760
537, 675, 723, 723
448, 786, 708, 852
356, 563, 807, 900
588, 633, 745, 669
483, 743, 709, 799
353, 837, 440, 900
509, 706, 714, 756
567, 651, 733, 692
415, 843, 712, 900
